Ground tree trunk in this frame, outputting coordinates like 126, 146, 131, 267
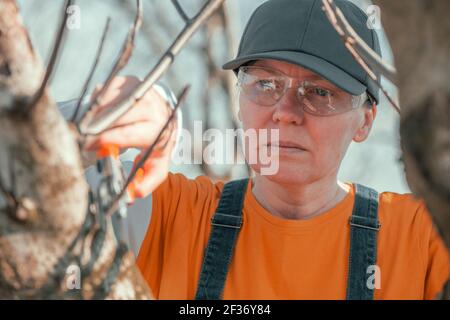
0, 0, 152, 299
374, 0, 450, 297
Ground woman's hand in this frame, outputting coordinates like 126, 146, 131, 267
83, 76, 178, 198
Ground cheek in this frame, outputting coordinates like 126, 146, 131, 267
238, 101, 276, 171
307, 116, 357, 167
239, 98, 271, 130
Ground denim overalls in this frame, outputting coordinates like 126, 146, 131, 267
195, 179, 381, 300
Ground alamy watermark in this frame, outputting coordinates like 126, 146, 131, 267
66, 264, 81, 290
366, 5, 382, 30
366, 265, 381, 290
66, 5, 81, 30
171, 121, 281, 176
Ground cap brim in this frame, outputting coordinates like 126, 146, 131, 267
223, 51, 366, 96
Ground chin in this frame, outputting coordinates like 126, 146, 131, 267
251, 162, 316, 185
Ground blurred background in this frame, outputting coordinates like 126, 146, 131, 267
16, 0, 407, 193
13, 0, 409, 255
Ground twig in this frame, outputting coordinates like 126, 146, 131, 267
119, 0, 182, 89
324, 0, 397, 83
77, 0, 143, 129
220, 2, 241, 126
28, 0, 73, 110
321, 0, 400, 113
171, 0, 190, 22
0, 154, 21, 210
0, 175, 18, 210
71, 18, 112, 123
78, 0, 226, 136
104, 85, 190, 218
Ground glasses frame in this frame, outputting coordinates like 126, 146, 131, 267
237, 65, 371, 117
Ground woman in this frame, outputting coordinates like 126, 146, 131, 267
84, 0, 449, 299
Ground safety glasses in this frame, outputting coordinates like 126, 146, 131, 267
237, 66, 369, 116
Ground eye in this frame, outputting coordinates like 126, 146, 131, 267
255, 79, 277, 92
312, 87, 332, 98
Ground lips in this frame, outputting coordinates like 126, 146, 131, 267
267, 140, 307, 151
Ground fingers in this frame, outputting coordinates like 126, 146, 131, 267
84, 113, 177, 151
84, 75, 176, 151
89, 76, 170, 124
128, 121, 178, 198
103, 90, 172, 128
90, 76, 141, 113
131, 156, 170, 198
161, 119, 178, 153
84, 121, 163, 150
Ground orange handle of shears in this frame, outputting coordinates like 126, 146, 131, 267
126, 167, 145, 201
95, 144, 138, 203
96, 144, 120, 159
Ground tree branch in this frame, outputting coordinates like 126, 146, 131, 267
78, 0, 226, 136
28, 0, 73, 111
76, 0, 143, 129
0, 175, 17, 210
171, 0, 190, 22
321, 0, 400, 113
70, 18, 112, 123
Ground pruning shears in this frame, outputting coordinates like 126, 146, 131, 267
95, 144, 137, 243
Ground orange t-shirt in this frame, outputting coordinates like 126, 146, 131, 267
136, 173, 450, 300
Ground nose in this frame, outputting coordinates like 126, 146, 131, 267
272, 88, 305, 125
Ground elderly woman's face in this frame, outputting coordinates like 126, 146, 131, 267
238, 59, 375, 184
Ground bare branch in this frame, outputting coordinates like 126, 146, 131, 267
79, 0, 226, 136
28, 0, 73, 110
104, 85, 191, 218
221, 2, 241, 127
321, 0, 400, 113
171, 0, 190, 22
323, 0, 397, 83
371, 74, 401, 114
70, 18, 112, 123
77, 0, 143, 128
0, 175, 17, 210
118, 0, 183, 91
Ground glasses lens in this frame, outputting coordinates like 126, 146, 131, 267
237, 67, 362, 116
238, 67, 285, 106
298, 82, 356, 116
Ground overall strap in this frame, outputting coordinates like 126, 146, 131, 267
195, 178, 250, 300
346, 183, 381, 300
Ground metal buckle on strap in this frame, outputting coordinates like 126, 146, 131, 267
211, 214, 243, 229
210, 222, 242, 229
349, 219, 381, 231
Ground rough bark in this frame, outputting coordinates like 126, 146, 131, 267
0, 0, 151, 299
373, 0, 450, 247
374, 0, 450, 297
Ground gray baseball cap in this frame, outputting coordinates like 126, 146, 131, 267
223, 0, 382, 104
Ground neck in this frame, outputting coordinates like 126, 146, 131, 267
251, 174, 350, 220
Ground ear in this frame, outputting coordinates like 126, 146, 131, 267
353, 103, 377, 143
